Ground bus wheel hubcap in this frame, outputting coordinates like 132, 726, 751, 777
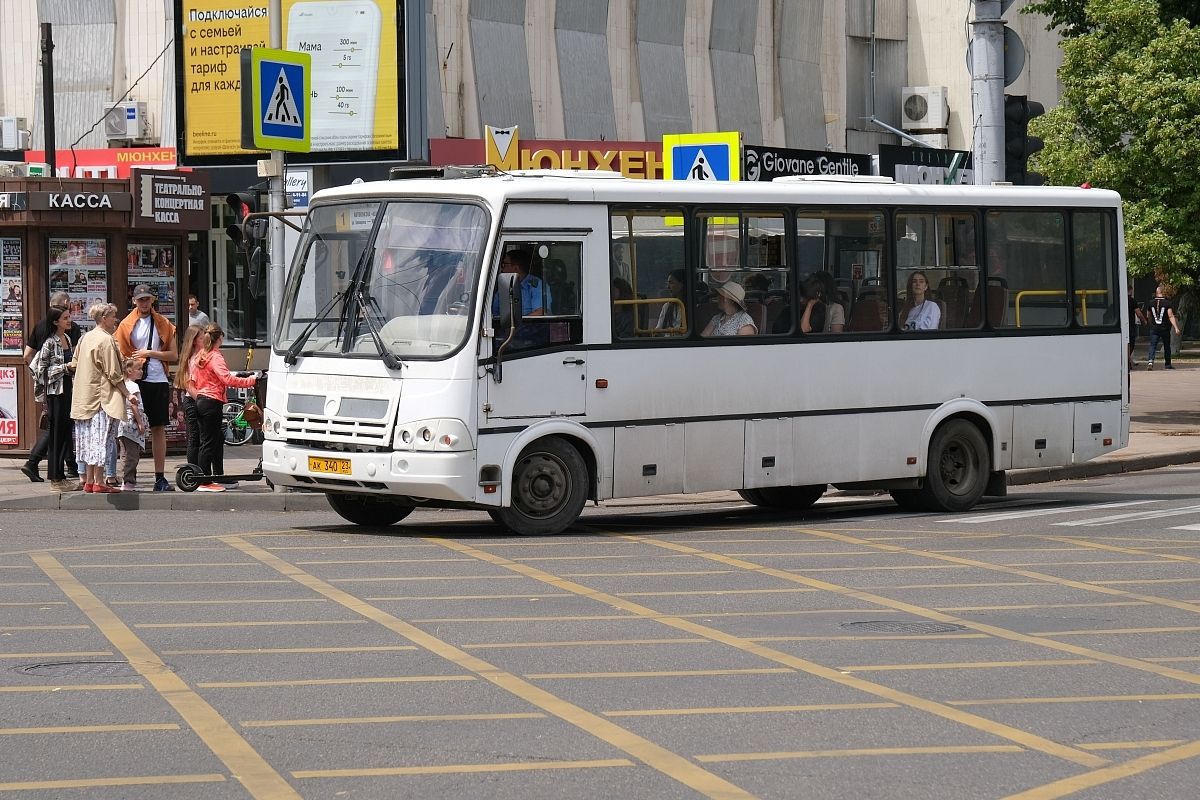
516, 454, 569, 518
940, 440, 975, 495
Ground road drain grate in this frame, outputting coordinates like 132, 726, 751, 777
19, 661, 146, 679
840, 621, 967, 634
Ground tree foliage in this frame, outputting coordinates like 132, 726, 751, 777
1028, 0, 1200, 285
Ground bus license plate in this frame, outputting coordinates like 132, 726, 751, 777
309, 456, 352, 475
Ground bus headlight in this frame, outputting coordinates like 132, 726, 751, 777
394, 419, 472, 451
261, 409, 282, 439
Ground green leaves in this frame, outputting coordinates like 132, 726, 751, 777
1030, 0, 1200, 284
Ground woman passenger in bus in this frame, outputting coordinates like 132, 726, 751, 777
899, 271, 941, 331
702, 282, 757, 336
655, 269, 687, 332
815, 271, 846, 332
798, 276, 828, 334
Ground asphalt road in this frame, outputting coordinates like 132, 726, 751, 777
2, 468, 1199, 799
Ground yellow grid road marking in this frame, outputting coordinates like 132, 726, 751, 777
794, 528, 1200, 616
94, 580, 290, 585
950, 693, 1200, 707
860, 581, 1043, 589
0, 651, 113, 660
242, 712, 546, 728
111, 598, 329, 606
1039, 535, 1200, 565
30, 553, 300, 800
1077, 740, 1186, 751
0, 683, 143, 693
134, 620, 366, 629
429, 537, 1106, 769
364, 593, 572, 601
561, 570, 737, 577
0, 773, 226, 792
160, 645, 417, 655
1004, 559, 1183, 567
197, 675, 476, 689
696, 744, 1025, 763
0, 723, 179, 735
616, 588, 817, 597
526, 668, 792, 680
330, 574, 526, 583
0, 625, 88, 631
837, 659, 1098, 672
464, 638, 709, 650
222, 536, 758, 800
292, 758, 634, 779
1034, 626, 1200, 637
750, 634, 991, 642
66, 562, 264, 568
604, 703, 899, 718
1003, 739, 1200, 799
293, 558, 473, 565
936, 602, 1148, 612
0, 601, 68, 606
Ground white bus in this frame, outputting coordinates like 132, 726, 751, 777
260, 169, 1128, 534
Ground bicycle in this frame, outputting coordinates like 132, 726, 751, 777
221, 338, 265, 447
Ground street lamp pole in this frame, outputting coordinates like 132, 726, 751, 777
970, 0, 1006, 184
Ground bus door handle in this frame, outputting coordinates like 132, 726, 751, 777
562, 358, 585, 366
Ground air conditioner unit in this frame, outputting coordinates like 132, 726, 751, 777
102, 101, 148, 141
903, 132, 949, 149
0, 117, 29, 150
901, 86, 949, 131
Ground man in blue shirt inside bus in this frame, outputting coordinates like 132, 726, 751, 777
494, 249, 551, 317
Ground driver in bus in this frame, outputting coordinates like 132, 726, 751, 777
494, 249, 551, 317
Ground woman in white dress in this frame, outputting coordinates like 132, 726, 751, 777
702, 281, 757, 337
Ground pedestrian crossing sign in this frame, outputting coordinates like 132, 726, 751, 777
242, 47, 311, 153
662, 131, 742, 182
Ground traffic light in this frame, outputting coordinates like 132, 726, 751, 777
1004, 95, 1045, 185
225, 192, 268, 297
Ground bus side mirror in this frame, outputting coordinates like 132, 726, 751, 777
491, 273, 520, 384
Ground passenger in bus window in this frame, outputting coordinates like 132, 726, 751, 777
612, 278, 636, 339
494, 249, 551, 317
655, 269, 687, 332
702, 282, 757, 336
797, 276, 827, 334
815, 272, 846, 332
899, 271, 941, 331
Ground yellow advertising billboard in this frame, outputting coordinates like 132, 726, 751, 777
178, 0, 400, 162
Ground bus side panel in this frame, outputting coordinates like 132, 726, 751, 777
744, 418, 795, 489
1011, 404, 1073, 468
791, 411, 926, 485
1072, 401, 1122, 463
683, 419, 745, 493
613, 425, 685, 497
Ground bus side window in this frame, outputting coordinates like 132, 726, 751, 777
610, 210, 688, 340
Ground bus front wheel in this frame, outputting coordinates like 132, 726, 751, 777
738, 484, 826, 510
494, 437, 589, 535
327, 493, 415, 527
914, 419, 989, 512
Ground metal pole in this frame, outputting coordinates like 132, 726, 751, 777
267, 0, 285, 340
970, 0, 1005, 184
39, 23, 56, 174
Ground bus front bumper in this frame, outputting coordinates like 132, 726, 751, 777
261, 442, 478, 503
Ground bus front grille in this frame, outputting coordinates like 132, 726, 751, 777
282, 415, 391, 447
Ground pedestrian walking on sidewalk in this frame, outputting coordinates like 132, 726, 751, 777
1145, 284, 1181, 370
1127, 283, 1145, 371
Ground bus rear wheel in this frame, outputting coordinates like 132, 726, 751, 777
494, 437, 588, 535
914, 419, 989, 512
327, 493, 415, 527
738, 484, 826, 510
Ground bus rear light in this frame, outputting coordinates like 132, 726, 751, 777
907, 457, 917, 465
1103, 437, 1112, 446
483, 485, 497, 494
595, 379, 608, 388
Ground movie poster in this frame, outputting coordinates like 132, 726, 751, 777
0, 366, 18, 445
0, 238, 23, 355
126, 244, 177, 323
48, 238, 108, 330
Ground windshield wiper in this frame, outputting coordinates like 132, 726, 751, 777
284, 286, 351, 365
355, 287, 404, 371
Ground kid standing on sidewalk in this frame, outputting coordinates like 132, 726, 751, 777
118, 358, 149, 491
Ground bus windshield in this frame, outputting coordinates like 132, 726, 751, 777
278, 201, 489, 360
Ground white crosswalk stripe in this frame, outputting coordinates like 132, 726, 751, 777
1053, 503, 1200, 527
939, 501, 1155, 525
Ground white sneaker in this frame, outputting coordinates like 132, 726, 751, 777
121, 483, 138, 492
197, 483, 226, 493
1147, 362, 1154, 370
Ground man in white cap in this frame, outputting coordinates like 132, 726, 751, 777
116, 285, 177, 491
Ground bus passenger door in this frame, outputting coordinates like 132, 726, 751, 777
484, 237, 587, 420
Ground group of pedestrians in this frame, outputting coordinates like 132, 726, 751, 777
21, 287, 258, 494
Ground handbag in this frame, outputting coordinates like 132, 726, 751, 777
38, 409, 49, 430
241, 395, 264, 428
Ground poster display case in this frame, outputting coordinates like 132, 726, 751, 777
126, 244, 177, 320
47, 237, 108, 330
1, 238, 23, 352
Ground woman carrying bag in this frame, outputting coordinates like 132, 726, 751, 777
189, 323, 258, 493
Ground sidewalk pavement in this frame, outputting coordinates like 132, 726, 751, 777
4, 361, 1199, 512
